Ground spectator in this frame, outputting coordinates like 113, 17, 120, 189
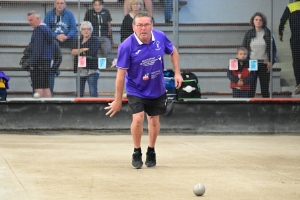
44, 0, 77, 48
21, 41, 62, 96
120, 0, 144, 42
124, 0, 153, 17
105, 12, 183, 169
242, 12, 277, 98
44, 0, 77, 92
28, 11, 54, 98
163, 0, 172, 23
279, 0, 300, 94
71, 21, 100, 97
227, 47, 255, 98
84, 0, 114, 61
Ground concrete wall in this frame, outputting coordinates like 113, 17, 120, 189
1, 99, 299, 133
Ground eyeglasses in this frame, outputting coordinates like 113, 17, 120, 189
55, 2, 65, 5
81, 28, 91, 31
135, 23, 152, 28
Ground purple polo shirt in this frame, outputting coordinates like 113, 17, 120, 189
116, 29, 174, 99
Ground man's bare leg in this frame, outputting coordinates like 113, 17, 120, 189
131, 112, 145, 148
147, 115, 160, 148
131, 111, 145, 168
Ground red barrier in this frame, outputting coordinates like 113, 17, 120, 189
74, 98, 128, 103
250, 98, 300, 103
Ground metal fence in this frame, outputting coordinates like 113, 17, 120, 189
0, 0, 297, 99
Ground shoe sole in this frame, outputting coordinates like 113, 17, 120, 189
132, 164, 143, 169
145, 162, 156, 167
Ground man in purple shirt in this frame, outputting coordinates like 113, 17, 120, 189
105, 11, 182, 169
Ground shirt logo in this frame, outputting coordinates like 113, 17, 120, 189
155, 41, 161, 51
135, 50, 141, 55
143, 73, 149, 81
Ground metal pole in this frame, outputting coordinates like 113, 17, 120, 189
270, 0, 273, 98
173, 0, 179, 50
76, 0, 81, 97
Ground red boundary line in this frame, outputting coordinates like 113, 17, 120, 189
250, 98, 300, 102
74, 98, 128, 103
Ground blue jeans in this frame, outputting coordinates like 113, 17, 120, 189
76, 73, 99, 97
50, 71, 55, 96
164, 0, 172, 22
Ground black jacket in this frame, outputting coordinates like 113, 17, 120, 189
242, 27, 277, 64
84, 8, 112, 38
20, 40, 62, 73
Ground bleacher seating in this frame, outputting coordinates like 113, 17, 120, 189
0, 0, 291, 98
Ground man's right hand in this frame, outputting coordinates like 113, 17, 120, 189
104, 100, 122, 117
279, 35, 283, 42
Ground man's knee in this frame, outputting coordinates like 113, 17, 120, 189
132, 112, 145, 126
148, 116, 160, 127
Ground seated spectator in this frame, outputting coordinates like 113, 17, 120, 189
124, 0, 152, 17
44, 0, 77, 48
120, 0, 144, 42
71, 21, 100, 97
28, 11, 54, 98
84, 0, 114, 61
227, 47, 255, 98
44, 0, 76, 94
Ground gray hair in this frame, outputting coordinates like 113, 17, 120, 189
27, 10, 40, 18
132, 11, 153, 25
80, 21, 93, 33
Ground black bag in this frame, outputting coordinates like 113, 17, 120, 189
19, 43, 31, 71
177, 72, 201, 100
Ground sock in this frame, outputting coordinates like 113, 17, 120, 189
134, 148, 141, 153
147, 146, 155, 153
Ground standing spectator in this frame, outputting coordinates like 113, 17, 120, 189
279, 0, 300, 94
105, 12, 183, 169
28, 11, 54, 98
84, 0, 114, 61
227, 47, 255, 98
163, 0, 172, 23
242, 12, 277, 98
21, 41, 62, 96
120, 0, 144, 42
44, 0, 77, 48
124, 0, 153, 17
71, 21, 100, 97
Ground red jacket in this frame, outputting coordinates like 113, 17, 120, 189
229, 68, 251, 90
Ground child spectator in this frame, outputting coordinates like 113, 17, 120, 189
227, 47, 255, 98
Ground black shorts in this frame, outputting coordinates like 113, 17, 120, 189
30, 60, 51, 89
127, 93, 167, 116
